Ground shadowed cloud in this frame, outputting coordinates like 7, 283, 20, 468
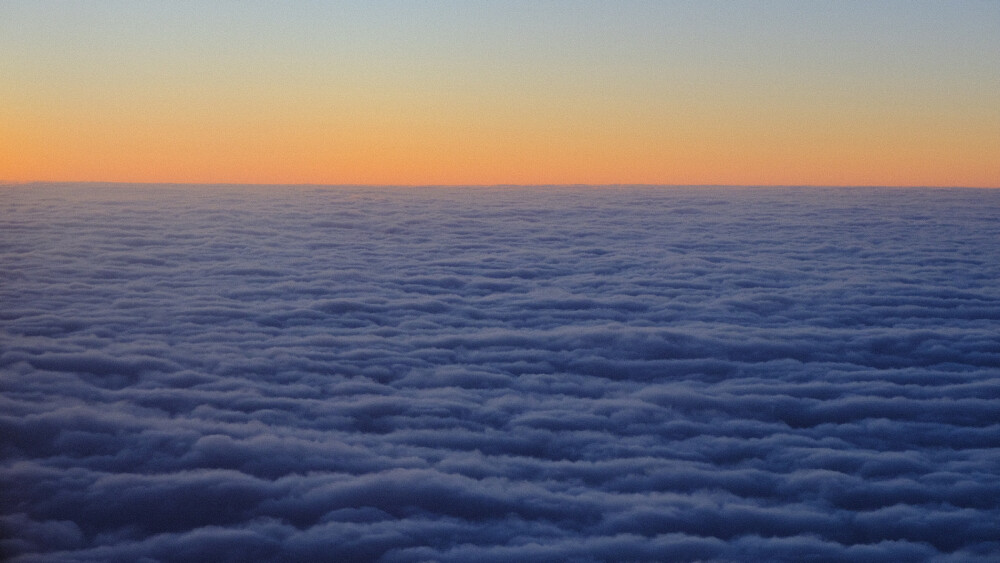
2, 184, 999, 561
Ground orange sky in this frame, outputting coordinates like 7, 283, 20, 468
2, 2, 998, 187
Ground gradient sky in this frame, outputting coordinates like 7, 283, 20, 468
2, 1, 998, 186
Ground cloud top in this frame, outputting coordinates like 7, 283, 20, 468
2, 185, 999, 561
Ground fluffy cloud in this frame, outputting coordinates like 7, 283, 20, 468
2, 184, 999, 561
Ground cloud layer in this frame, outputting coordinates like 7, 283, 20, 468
2, 185, 999, 561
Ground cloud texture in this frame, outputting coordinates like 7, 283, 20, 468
2, 184, 999, 561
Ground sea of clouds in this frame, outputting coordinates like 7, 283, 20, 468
2, 184, 999, 561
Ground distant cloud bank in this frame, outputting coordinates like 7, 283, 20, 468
2, 185, 999, 561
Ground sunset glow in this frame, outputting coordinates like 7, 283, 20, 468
2, 1, 998, 186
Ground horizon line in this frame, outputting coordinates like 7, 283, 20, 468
3, 181, 999, 190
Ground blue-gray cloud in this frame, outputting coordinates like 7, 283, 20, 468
2, 184, 999, 561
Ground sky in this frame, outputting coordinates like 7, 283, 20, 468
1, 1, 998, 187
